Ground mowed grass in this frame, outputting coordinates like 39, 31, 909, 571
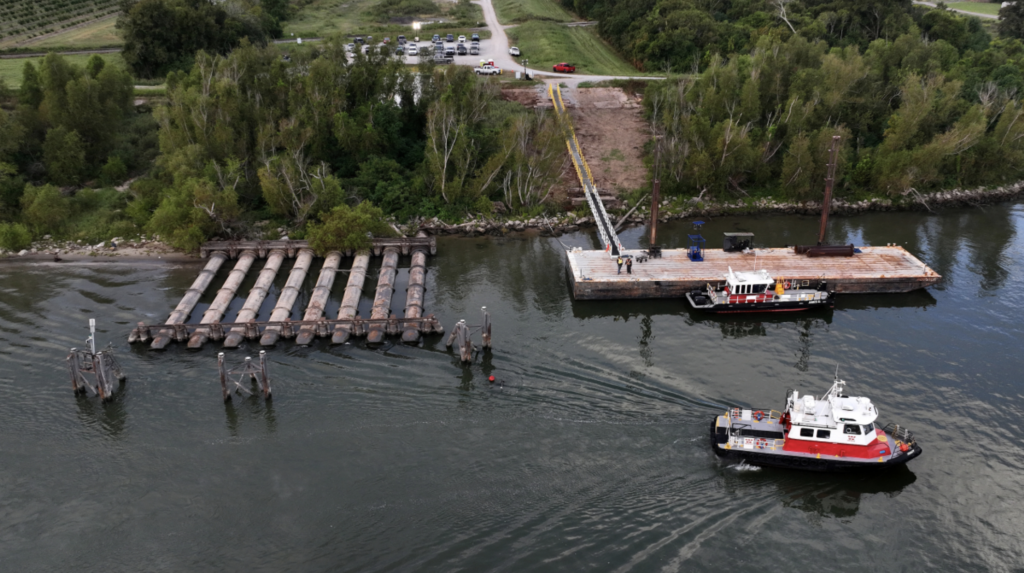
947, 2, 1001, 16
283, 0, 381, 38
22, 16, 122, 49
507, 21, 646, 76
0, 53, 126, 89
493, 0, 574, 24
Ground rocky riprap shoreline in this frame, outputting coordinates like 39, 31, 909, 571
413, 183, 1024, 237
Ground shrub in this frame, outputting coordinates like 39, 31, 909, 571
306, 201, 394, 255
20, 183, 70, 235
0, 222, 32, 251
99, 156, 128, 186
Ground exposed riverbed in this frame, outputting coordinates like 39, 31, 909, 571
1, 202, 1022, 571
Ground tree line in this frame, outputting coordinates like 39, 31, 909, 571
0, 53, 154, 250
554, 0, 1024, 200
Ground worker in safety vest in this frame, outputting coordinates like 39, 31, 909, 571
617, 256, 623, 274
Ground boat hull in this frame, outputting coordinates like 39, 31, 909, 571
685, 292, 835, 313
708, 419, 921, 472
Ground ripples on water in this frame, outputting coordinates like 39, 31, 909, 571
1, 203, 1023, 571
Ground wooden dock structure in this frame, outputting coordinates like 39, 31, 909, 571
566, 246, 940, 300
130, 237, 440, 349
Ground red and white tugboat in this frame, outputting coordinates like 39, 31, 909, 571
710, 374, 921, 472
685, 267, 834, 313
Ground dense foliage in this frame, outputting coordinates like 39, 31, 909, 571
554, 0, 1024, 200
0, 54, 158, 249
116, 0, 282, 78
125, 41, 562, 251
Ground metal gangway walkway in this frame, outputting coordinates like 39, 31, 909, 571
549, 83, 623, 257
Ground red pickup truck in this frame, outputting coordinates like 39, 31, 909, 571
553, 62, 576, 73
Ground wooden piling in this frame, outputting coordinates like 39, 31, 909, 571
295, 251, 342, 345
223, 249, 286, 348
259, 248, 314, 346
259, 350, 271, 399
187, 250, 257, 349
402, 235, 429, 343
150, 251, 228, 349
331, 252, 370, 344
219, 352, 229, 402
366, 247, 399, 345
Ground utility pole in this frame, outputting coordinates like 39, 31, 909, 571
817, 136, 841, 246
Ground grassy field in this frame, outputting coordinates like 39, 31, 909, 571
0, 52, 125, 88
507, 21, 647, 76
947, 2, 1001, 16
21, 16, 121, 49
493, 0, 574, 24
284, 0, 484, 40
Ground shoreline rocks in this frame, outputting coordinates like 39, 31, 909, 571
415, 183, 1024, 238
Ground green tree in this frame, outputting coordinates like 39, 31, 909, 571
117, 0, 271, 78
305, 201, 394, 255
0, 222, 32, 251
19, 61, 43, 108
20, 184, 71, 235
42, 126, 86, 186
999, 1, 1024, 40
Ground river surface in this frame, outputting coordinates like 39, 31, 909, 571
1, 202, 1023, 571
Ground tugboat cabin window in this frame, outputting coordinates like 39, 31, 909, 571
863, 424, 875, 434
816, 429, 831, 439
799, 428, 814, 437
844, 424, 862, 435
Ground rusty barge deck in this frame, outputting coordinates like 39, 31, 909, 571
566, 246, 940, 300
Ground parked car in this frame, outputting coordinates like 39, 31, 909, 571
445, 45, 456, 57
458, 35, 466, 43
446, 34, 454, 42
553, 62, 576, 73
345, 43, 355, 52
395, 46, 404, 55
471, 33, 480, 42
398, 35, 406, 43
363, 45, 371, 54
432, 34, 440, 42
408, 44, 419, 56
469, 44, 480, 55
457, 43, 467, 55
435, 42, 444, 52
354, 36, 364, 45
509, 46, 520, 56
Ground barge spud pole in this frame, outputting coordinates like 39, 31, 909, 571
222, 249, 285, 348
150, 251, 228, 350
187, 249, 257, 349
331, 251, 370, 344
295, 251, 342, 345
259, 248, 314, 346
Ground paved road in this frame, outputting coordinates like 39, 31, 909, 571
912, 1, 998, 19
472, 0, 658, 85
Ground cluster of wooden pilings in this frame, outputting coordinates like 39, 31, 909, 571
128, 237, 441, 350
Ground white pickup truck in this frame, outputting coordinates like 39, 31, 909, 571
474, 64, 502, 75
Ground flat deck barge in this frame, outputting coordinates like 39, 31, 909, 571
566, 246, 940, 300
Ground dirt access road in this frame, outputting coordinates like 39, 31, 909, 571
472, 0, 658, 85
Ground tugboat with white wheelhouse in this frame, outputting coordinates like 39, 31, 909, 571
685, 267, 835, 313
710, 374, 921, 472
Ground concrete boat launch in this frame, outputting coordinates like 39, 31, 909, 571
565, 246, 940, 300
